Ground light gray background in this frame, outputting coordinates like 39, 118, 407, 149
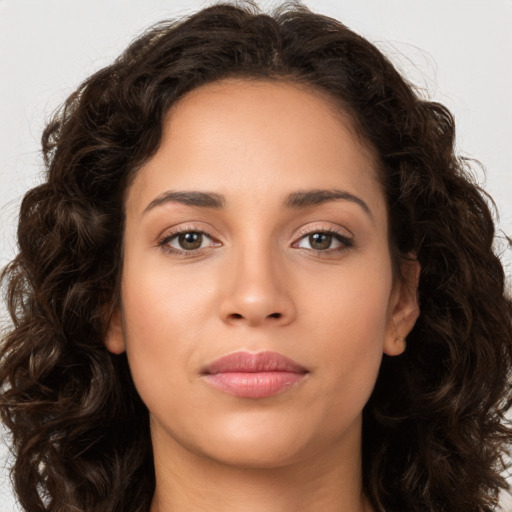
1, 0, 511, 510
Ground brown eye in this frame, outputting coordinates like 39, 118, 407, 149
178, 232, 203, 250
159, 228, 222, 255
308, 233, 332, 250
295, 230, 352, 252
161, 230, 217, 253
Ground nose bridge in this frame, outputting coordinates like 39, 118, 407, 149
220, 233, 295, 326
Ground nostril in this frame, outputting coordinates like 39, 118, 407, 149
226, 312, 284, 322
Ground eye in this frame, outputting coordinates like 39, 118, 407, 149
294, 231, 353, 252
159, 230, 220, 254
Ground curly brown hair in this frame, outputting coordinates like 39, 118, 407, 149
1, 2, 511, 512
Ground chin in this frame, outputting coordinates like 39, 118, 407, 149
201, 437, 309, 470
187, 414, 341, 470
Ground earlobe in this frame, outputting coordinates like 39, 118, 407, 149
384, 332, 408, 357
104, 309, 126, 354
383, 257, 421, 357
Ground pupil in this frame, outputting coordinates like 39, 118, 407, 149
179, 232, 202, 250
310, 233, 331, 250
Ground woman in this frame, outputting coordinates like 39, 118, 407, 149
1, 3, 511, 511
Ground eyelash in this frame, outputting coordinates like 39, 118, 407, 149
157, 226, 220, 256
157, 226, 354, 256
292, 227, 354, 255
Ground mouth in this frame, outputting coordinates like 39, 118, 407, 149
200, 351, 309, 399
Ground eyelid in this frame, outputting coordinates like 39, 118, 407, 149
291, 223, 355, 252
293, 222, 353, 241
157, 223, 222, 254
155, 221, 354, 256
156, 222, 222, 242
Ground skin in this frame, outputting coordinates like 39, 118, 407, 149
106, 79, 419, 512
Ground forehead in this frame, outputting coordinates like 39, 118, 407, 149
167, 77, 378, 168
126, 79, 385, 220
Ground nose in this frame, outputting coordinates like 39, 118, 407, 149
218, 246, 296, 327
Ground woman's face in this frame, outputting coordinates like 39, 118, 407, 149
106, 79, 418, 469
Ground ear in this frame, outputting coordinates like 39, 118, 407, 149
104, 308, 126, 355
383, 257, 420, 356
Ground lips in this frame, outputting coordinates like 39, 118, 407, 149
201, 351, 309, 399
202, 351, 308, 374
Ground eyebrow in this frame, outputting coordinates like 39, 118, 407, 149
143, 191, 225, 213
284, 189, 373, 219
143, 188, 372, 219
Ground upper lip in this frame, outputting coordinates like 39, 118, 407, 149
201, 351, 309, 374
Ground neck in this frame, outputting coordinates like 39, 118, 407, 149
149, 420, 373, 512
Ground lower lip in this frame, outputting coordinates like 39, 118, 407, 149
202, 371, 307, 399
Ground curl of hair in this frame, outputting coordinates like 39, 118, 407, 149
1, 3, 511, 511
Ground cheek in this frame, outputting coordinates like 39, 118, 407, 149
119, 260, 218, 407
303, 253, 392, 337
301, 260, 392, 399
121, 252, 218, 341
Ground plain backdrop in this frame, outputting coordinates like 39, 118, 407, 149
1, 1, 511, 510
